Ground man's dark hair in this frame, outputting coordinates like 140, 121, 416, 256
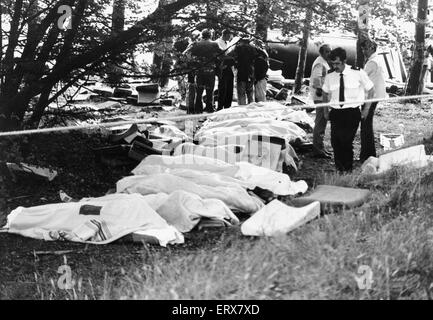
360, 39, 377, 52
201, 29, 212, 40
329, 47, 347, 61
319, 44, 330, 55
222, 29, 232, 36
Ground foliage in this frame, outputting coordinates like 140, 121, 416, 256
0, 0, 428, 130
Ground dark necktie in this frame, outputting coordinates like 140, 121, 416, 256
339, 73, 345, 107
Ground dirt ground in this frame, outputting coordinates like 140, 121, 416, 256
1, 99, 433, 299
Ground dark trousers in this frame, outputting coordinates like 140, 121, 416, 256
329, 107, 361, 173
312, 103, 328, 154
186, 72, 196, 115
360, 102, 378, 162
217, 68, 234, 110
195, 72, 215, 113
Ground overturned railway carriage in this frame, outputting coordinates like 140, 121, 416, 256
267, 33, 407, 84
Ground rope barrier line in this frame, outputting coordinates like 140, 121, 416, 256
1, 93, 433, 137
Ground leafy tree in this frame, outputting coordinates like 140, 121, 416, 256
0, 0, 422, 132
0, 0, 199, 131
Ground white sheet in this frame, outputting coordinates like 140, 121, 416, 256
173, 143, 244, 164
130, 156, 308, 196
132, 154, 239, 176
241, 200, 320, 237
4, 193, 184, 246
195, 119, 307, 145
116, 174, 263, 214
149, 191, 239, 233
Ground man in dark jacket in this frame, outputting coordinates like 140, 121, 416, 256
229, 37, 260, 105
184, 29, 223, 113
215, 29, 235, 110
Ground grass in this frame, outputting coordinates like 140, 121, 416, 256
27, 164, 433, 300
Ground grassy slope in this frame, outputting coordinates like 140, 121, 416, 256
104, 166, 433, 300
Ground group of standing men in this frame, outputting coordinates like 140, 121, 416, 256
310, 40, 386, 173
181, 28, 386, 174
183, 29, 269, 114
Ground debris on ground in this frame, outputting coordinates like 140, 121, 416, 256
361, 144, 433, 175
4, 163, 58, 182
241, 199, 320, 237
292, 185, 371, 213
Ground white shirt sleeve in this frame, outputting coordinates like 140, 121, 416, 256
311, 63, 326, 89
322, 74, 331, 93
364, 60, 381, 82
359, 69, 374, 91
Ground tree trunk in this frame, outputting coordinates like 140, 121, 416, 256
1, 0, 23, 98
15, 1, 73, 95
107, 0, 126, 86
152, 0, 173, 88
294, 7, 313, 94
206, 2, 218, 31
25, 0, 88, 128
356, 0, 370, 68
356, 29, 369, 68
255, 0, 271, 41
27, 0, 40, 40
405, 0, 428, 96
112, 0, 126, 34
28, 85, 51, 127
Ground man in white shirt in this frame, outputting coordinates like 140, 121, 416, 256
359, 39, 387, 162
322, 47, 375, 173
215, 29, 232, 51
309, 44, 332, 159
215, 29, 235, 110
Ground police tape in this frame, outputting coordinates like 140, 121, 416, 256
1, 93, 433, 137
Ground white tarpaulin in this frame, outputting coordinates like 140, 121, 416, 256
132, 154, 240, 176
378, 144, 428, 173
173, 143, 244, 164
195, 118, 307, 146
193, 132, 298, 172
361, 145, 432, 174
130, 155, 309, 196
144, 191, 239, 233
153, 124, 192, 142
205, 102, 313, 128
116, 174, 264, 214
241, 200, 321, 237
3, 193, 184, 246
195, 110, 306, 172
234, 162, 308, 196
